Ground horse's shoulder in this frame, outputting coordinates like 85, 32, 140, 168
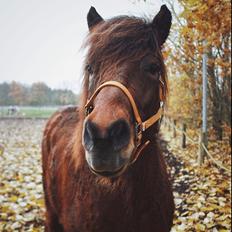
58, 105, 80, 123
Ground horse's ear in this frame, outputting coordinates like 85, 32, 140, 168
87, 6, 103, 30
152, 5, 172, 46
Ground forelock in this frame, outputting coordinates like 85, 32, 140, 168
84, 16, 160, 65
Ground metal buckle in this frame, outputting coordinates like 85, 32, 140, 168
136, 122, 146, 132
135, 122, 143, 144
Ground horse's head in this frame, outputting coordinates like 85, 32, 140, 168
82, 5, 171, 177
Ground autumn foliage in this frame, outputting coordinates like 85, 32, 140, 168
165, 0, 231, 139
0, 82, 78, 106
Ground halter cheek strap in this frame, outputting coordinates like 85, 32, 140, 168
85, 80, 163, 164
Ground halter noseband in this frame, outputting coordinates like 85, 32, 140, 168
85, 80, 163, 164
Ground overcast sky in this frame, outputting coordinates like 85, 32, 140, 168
0, 0, 163, 93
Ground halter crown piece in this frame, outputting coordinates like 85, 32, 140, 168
85, 81, 163, 164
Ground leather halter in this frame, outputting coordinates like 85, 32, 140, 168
85, 80, 163, 164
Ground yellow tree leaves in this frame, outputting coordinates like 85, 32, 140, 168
168, 74, 200, 119
178, 0, 231, 67
165, 0, 231, 129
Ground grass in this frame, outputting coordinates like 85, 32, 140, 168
20, 107, 57, 118
0, 106, 59, 118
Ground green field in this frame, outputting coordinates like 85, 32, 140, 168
0, 106, 59, 118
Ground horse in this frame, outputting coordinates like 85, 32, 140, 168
42, 5, 174, 232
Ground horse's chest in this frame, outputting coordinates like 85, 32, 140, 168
62, 194, 166, 232
59, 174, 171, 232
62, 187, 133, 232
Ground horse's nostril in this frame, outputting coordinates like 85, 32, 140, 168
108, 119, 130, 151
84, 121, 99, 151
84, 119, 130, 152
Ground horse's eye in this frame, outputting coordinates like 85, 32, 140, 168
86, 64, 93, 75
144, 63, 160, 75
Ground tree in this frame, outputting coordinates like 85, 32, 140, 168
163, 0, 231, 139
8, 81, 27, 105
0, 81, 78, 106
29, 82, 51, 106
0, 83, 13, 105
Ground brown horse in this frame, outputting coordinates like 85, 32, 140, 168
42, 5, 174, 232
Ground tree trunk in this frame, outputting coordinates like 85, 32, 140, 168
207, 47, 223, 140
222, 35, 231, 127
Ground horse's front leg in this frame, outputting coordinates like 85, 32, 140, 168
45, 210, 63, 232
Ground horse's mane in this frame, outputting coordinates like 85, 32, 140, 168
80, 16, 168, 111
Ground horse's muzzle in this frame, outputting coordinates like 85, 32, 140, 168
82, 119, 132, 177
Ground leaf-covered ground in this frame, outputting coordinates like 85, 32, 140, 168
0, 119, 45, 232
0, 119, 231, 231
161, 124, 231, 232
